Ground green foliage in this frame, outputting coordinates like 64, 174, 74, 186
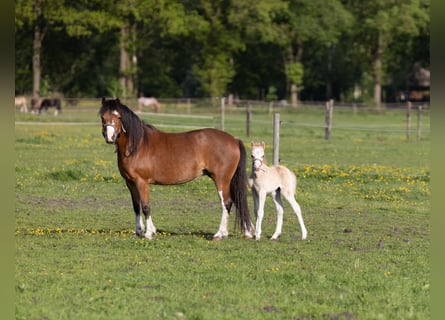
265, 86, 278, 102
15, 105, 430, 319
285, 61, 304, 85
14, 0, 430, 102
193, 52, 235, 98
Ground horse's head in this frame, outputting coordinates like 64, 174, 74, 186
100, 98, 127, 144
251, 141, 266, 171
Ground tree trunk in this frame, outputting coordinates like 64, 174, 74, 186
119, 25, 129, 98
373, 32, 383, 111
326, 45, 334, 100
32, 24, 42, 99
32, 1, 44, 99
287, 40, 303, 108
119, 24, 137, 99
286, 46, 298, 107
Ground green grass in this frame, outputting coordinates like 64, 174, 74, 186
15, 104, 430, 319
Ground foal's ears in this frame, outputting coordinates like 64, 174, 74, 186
101, 97, 106, 105
250, 141, 266, 148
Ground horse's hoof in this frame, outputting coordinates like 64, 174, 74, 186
212, 236, 222, 241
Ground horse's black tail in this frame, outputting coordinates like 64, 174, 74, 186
230, 140, 253, 235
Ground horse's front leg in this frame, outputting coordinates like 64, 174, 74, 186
270, 190, 284, 240
126, 180, 144, 236
254, 190, 267, 240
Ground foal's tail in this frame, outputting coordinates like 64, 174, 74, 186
230, 140, 253, 234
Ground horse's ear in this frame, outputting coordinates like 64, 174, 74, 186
251, 141, 254, 147
101, 97, 106, 105
261, 141, 266, 148
116, 98, 120, 105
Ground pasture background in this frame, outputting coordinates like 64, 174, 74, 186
15, 102, 430, 319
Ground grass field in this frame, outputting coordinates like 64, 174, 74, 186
15, 103, 430, 319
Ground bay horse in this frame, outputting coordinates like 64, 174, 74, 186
99, 97, 254, 240
248, 142, 307, 240
137, 96, 160, 113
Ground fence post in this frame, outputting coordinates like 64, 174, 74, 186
220, 97, 225, 131
273, 113, 280, 165
325, 99, 334, 140
417, 104, 422, 142
246, 102, 251, 137
406, 101, 412, 142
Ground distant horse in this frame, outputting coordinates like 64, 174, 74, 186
248, 142, 307, 240
99, 97, 253, 239
39, 98, 62, 115
15, 96, 28, 112
30, 97, 41, 113
137, 96, 160, 113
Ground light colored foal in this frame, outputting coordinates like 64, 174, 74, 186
248, 142, 307, 240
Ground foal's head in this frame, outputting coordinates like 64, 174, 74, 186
251, 141, 266, 171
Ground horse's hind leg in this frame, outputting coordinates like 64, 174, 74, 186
213, 190, 231, 240
270, 190, 284, 240
136, 179, 156, 239
282, 191, 307, 240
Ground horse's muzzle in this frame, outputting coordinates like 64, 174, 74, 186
103, 125, 118, 144
253, 159, 263, 171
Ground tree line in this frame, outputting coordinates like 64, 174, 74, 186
15, 0, 430, 109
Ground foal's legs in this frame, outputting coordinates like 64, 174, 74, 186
270, 190, 285, 240
254, 189, 268, 240
281, 190, 307, 240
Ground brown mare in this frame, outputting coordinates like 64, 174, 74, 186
99, 98, 254, 239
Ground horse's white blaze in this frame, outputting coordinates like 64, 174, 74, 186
106, 123, 115, 142
213, 190, 229, 239
252, 147, 264, 170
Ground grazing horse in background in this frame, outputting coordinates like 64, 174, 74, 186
137, 96, 160, 113
15, 96, 28, 112
248, 142, 307, 240
30, 97, 41, 114
39, 98, 62, 115
99, 97, 254, 240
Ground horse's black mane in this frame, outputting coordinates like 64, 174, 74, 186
100, 98, 156, 154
